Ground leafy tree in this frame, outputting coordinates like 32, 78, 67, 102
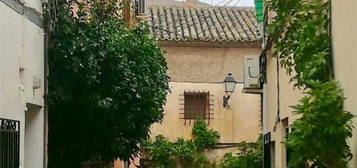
268, 0, 332, 88
46, 0, 169, 167
287, 81, 353, 168
268, 0, 354, 167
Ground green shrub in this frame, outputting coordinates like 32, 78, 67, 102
192, 120, 220, 151
143, 120, 219, 168
219, 136, 262, 168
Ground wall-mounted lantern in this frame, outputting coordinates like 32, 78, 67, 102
223, 73, 237, 108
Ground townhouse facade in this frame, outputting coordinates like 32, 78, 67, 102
259, 0, 357, 167
0, 0, 46, 167
144, 2, 263, 165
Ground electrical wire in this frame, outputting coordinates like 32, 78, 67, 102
230, 0, 242, 7
223, 0, 235, 6
214, 0, 229, 6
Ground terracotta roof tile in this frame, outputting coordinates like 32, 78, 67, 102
148, 6, 261, 43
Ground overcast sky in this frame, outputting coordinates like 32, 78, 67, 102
202, 0, 255, 6
176, 0, 255, 6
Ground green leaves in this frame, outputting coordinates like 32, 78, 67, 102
143, 136, 177, 168
218, 136, 262, 168
143, 121, 263, 168
268, 0, 354, 167
47, 0, 169, 167
142, 120, 219, 168
192, 120, 220, 151
288, 81, 354, 168
268, 0, 332, 88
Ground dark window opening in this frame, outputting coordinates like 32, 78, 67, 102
282, 118, 290, 168
184, 91, 210, 120
263, 132, 272, 168
0, 118, 20, 168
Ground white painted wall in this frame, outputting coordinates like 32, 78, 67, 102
25, 105, 44, 168
0, 0, 45, 167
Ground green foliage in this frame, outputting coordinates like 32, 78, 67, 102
143, 136, 176, 168
287, 81, 353, 168
268, 0, 354, 167
190, 152, 216, 168
174, 138, 196, 165
46, 0, 169, 167
143, 120, 219, 168
192, 120, 220, 151
268, 0, 332, 88
219, 136, 262, 168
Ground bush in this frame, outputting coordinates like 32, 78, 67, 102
142, 120, 219, 168
219, 136, 262, 168
192, 120, 220, 151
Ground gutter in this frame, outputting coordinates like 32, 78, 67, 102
158, 40, 262, 48
0, 0, 44, 29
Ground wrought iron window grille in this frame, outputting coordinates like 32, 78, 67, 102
0, 118, 20, 168
179, 90, 214, 125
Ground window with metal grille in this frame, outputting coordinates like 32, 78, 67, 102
0, 118, 20, 168
184, 92, 210, 120
135, 0, 146, 15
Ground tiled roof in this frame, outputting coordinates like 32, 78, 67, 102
148, 6, 261, 43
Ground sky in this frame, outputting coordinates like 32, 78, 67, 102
175, 0, 255, 7
200, 0, 255, 6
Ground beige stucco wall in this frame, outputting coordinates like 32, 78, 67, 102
151, 82, 261, 143
331, 1, 357, 167
162, 46, 261, 83
263, 53, 303, 168
0, 1, 45, 167
149, 45, 262, 162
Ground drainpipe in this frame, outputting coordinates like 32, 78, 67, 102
43, 28, 49, 168
273, 54, 280, 132
328, 0, 335, 79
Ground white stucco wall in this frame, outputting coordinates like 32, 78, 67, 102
0, 0, 45, 167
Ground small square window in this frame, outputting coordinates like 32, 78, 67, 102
184, 92, 210, 120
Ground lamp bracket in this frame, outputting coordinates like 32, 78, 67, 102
223, 95, 230, 108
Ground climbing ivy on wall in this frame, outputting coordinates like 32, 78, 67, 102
268, 0, 354, 167
143, 120, 263, 168
219, 135, 262, 168
142, 120, 219, 168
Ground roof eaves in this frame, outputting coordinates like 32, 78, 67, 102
158, 40, 262, 48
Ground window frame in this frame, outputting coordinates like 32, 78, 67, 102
183, 91, 210, 120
